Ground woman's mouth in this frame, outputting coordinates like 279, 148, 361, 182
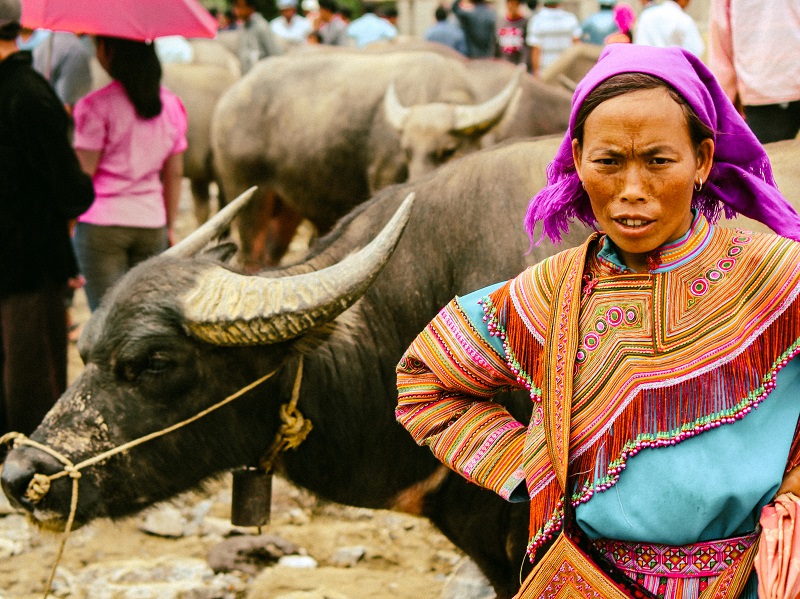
615, 218, 653, 228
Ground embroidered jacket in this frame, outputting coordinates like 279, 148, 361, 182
396, 214, 800, 557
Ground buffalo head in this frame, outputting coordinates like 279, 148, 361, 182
383, 68, 523, 180
0, 190, 415, 531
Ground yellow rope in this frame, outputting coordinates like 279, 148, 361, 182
260, 357, 312, 473
0, 357, 309, 599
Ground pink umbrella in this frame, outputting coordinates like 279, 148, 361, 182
20, 0, 218, 41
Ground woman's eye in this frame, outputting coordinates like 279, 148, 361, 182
594, 158, 617, 166
651, 157, 670, 165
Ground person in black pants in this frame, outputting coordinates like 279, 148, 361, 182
0, 0, 94, 435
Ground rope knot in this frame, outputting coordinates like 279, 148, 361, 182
65, 466, 82, 480
278, 405, 312, 450
24, 473, 51, 504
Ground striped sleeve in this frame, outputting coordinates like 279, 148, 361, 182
396, 298, 528, 500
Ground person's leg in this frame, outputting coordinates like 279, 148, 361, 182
787, 100, 800, 140
72, 223, 132, 311
0, 286, 67, 435
44, 283, 69, 397
0, 302, 8, 437
127, 226, 168, 269
744, 102, 800, 143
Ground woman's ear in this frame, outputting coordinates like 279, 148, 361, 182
696, 137, 714, 183
571, 138, 583, 181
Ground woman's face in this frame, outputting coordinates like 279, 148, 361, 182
572, 87, 714, 272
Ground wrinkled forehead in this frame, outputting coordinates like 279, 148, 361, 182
570, 45, 715, 136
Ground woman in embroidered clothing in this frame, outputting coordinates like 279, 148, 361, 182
396, 43, 800, 599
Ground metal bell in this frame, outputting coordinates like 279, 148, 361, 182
231, 467, 272, 527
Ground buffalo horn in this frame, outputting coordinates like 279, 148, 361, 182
163, 187, 258, 259
453, 66, 523, 133
181, 193, 416, 346
383, 80, 411, 131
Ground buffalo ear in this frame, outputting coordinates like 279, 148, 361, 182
77, 307, 107, 364
201, 242, 239, 263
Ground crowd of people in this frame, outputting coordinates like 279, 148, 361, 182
201, 0, 708, 84
424, 0, 706, 75
215, 0, 395, 70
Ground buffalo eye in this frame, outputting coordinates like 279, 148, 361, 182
435, 147, 457, 163
116, 351, 175, 383
145, 355, 174, 376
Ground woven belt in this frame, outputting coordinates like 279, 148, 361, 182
593, 533, 759, 579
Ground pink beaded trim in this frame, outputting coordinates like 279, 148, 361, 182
479, 295, 543, 401
570, 337, 800, 509
524, 337, 800, 559
526, 500, 565, 560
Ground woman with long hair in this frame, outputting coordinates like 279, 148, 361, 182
72, 36, 188, 311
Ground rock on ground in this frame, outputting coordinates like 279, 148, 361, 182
68, 556, 246, 599
207, 534, 301, 575
439, 558, 496, 599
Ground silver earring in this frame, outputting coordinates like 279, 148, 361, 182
694, 178, 703, 192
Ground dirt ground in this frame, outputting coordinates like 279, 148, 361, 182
0, 183, 472, 599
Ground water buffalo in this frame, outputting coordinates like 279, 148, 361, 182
730, 139, 800, 233
169, 62, 240, 225
1, 136, 574, 599
540, 42, 602, 92
211, 50, 525, 269
460, 58, 573, 145
187, 38, 242, 78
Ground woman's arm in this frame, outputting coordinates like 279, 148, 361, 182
778, 464, 800, 496
161, 152, 184, 244
75, 148, 101, 178
396, 298, 529, 500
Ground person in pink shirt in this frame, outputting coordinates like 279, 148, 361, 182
604, 2, 635, 44
708, 0, 800, 143
72, 36, 188, 311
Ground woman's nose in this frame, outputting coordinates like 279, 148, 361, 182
619, 166, 647, 202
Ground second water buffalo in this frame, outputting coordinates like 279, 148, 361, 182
212, 51, 534, 268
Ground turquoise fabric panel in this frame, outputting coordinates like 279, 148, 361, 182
456, 282, 507, 356
576, 358, 800, 545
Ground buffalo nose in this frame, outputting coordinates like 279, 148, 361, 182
1, 448, 51, 511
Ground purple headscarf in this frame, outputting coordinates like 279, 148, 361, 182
525, 44, 800, 244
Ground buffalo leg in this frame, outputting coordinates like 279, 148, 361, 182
265, 197, 303, 266
424, 473, 530, 599
238, 190, 303, 271
190, 178, 212, 226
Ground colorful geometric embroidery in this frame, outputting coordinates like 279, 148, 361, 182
396, 300, 528, 500
593, 534, 758, 578
687, 228, 752, 300
396, 214, 800, 562
502, 218, 800, 555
